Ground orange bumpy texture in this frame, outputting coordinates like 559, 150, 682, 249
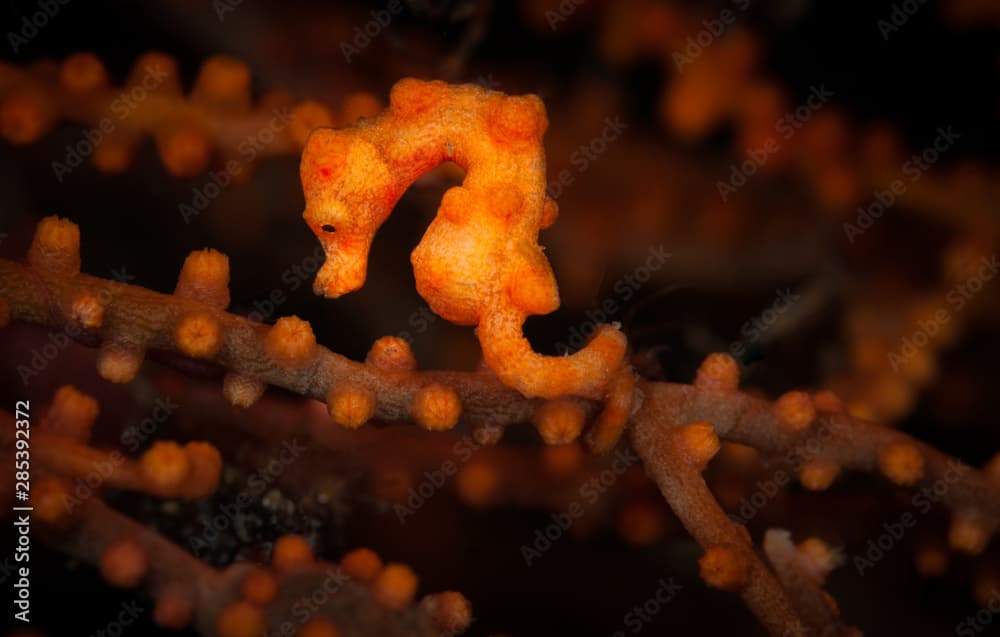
300, 78, 626, 400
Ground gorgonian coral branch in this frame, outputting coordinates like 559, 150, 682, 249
0, 52, 379, 177
0, 216, 632, 452
631, 355, 999, 635
763, 530, 850, 636
36, 495, 459, 636
300, 78, 627, 400
3, 221, 1000, 635
3, 386, 470, 636
634, 361, 1000, 544
0, 388, 221, 502
629, 417, 808, 636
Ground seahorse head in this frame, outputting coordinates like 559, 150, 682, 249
300, 128, 395, 298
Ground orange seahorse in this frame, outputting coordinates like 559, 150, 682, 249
300, 78, 626, 400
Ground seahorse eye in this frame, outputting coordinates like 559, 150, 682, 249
321, 224, 336, 233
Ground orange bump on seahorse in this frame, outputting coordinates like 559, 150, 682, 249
300, 78, 626, 399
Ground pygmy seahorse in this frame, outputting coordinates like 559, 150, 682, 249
300, 78, 626, 400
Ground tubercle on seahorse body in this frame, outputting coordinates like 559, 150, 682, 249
300, 78, 627, 400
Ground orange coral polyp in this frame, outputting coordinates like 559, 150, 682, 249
33, 478, 74, 526
59, 52, 109, 93
534, 398, 586, 445
412, 383, 462, 431
154, 587, 194, 630
694, 352, 740, 392
47, 384, 99, 441
297, 618, 342, 637
241, 570, 279, 606
181, 441, 222, 498
223, 372, 267, 408
265, 316, 318, 369
175, 312, 223, 358
272, 534, 315, 571
175, 248, 231, 310
799, 459, 840, 491
96, 341, 144, 383
140, 441, 191, 494
421, 592, 473, 635
774, 391, 817, 433
69, 290, 105, 329
948, 514, 992, 555
192, 55, 251, 108
216, 601, 266, 637
327, 381, 376, 429
340, 548, 383, 582
699, 544, 749, 591
456, 462, 499, 507
879, 440, 925, 487
677, 421, 721, 468
28, 215, 81, 276
100, 537, 149, 588
371, 563, 419, 610
300, 78, 626, 399
290, 100, 337, 148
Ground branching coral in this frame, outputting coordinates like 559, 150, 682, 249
42, 493, 460, 636
2, 387, 470, 637
0, 214, 630, 452
3, 215, 999, 635
0, 52, 381, 177
1, 384, 220, 503
2, 76, 999, 637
